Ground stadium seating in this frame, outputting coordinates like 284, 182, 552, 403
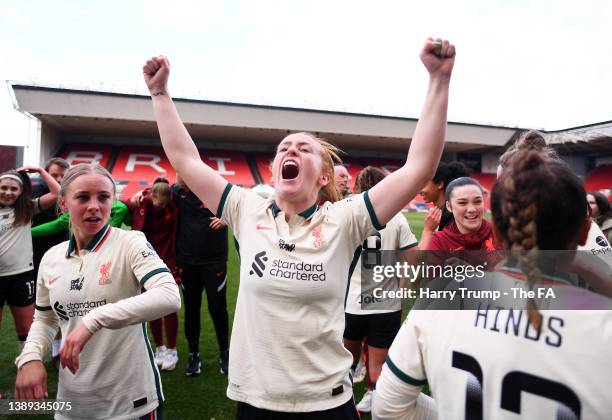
56, 144, 502, 208
585, 165, 612, 192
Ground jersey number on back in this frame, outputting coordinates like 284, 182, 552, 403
452, 350, 581, 419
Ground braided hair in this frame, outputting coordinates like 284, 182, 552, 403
492, 149, 587, 331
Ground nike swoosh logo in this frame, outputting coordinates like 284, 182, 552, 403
256, 224, 273, 231
48, 276, 61, 285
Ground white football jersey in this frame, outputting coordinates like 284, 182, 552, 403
0, 199, 39, 276
375, 272, 612, 419
345, 212, 417, 314
19, 226, 175, 419
219, 184, 380, 412
578, 222, 612, 267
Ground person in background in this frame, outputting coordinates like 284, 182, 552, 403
343, 166, 418, 414
125, 177, 180, 371
1, 166, 59, 352
426, 177, 497, 253
587, 191, 612, 243
31, 200, 131, 237
31, 158, 70, 369
172, 174, 230, 376
32, 158, 70, 267
334, 164, 352, 199
418, 161, 470, 249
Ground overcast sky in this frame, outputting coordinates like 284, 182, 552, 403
1, 0, 611, 148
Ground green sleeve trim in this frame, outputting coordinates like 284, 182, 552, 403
233, 236, 240, 259
385, 355, 427, 386
344, 246, 362, 308
140, 267, 171, 286
31, 213, 70, 238
216, 183, 233, 218
399, 241, 419, 250
35, 304, 52, 311
364, 191, 385, 230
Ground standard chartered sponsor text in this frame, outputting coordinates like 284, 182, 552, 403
67, 299, 107, 317
270, 259, 326, 281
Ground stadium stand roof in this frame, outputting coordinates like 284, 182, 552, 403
9, 82, 519, 157
544, 121, 612, 157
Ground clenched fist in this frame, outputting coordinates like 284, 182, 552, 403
420, 38, 456, 80
143, 55, 170, 97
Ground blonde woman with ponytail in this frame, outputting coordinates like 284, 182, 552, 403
374, 149, 612, 419
144, 37, 455, 418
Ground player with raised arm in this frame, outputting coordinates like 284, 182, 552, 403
1, 167, 59, 352
144, 38, 455, 418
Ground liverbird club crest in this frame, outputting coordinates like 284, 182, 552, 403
312, 226, 326, 249
99, 261, 112, 285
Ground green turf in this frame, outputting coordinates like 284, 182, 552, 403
0, 213, 427, 420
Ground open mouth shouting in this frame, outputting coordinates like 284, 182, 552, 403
281, 159, 299, 180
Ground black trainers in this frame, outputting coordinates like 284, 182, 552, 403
219, 350, 229, 375
185, 353, 201, 376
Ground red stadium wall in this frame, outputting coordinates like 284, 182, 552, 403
57, 144, 501, 208
60, 144, 256, 199
585, 165, 612, 192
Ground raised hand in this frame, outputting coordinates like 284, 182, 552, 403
420, 38, 456, 80
424, 206, 442, 232
17, 165, 43, 174
143, 55, 170, 97
15, 361, 48, 399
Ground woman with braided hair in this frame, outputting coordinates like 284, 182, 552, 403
499, 130, 612, 279
374, 150, 612, 419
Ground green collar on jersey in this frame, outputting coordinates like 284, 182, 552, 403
66, 224, 111, 257
270, 201, 318, 220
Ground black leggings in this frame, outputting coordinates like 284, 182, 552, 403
180, 262, 229, 353
236, 399, 359, 420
